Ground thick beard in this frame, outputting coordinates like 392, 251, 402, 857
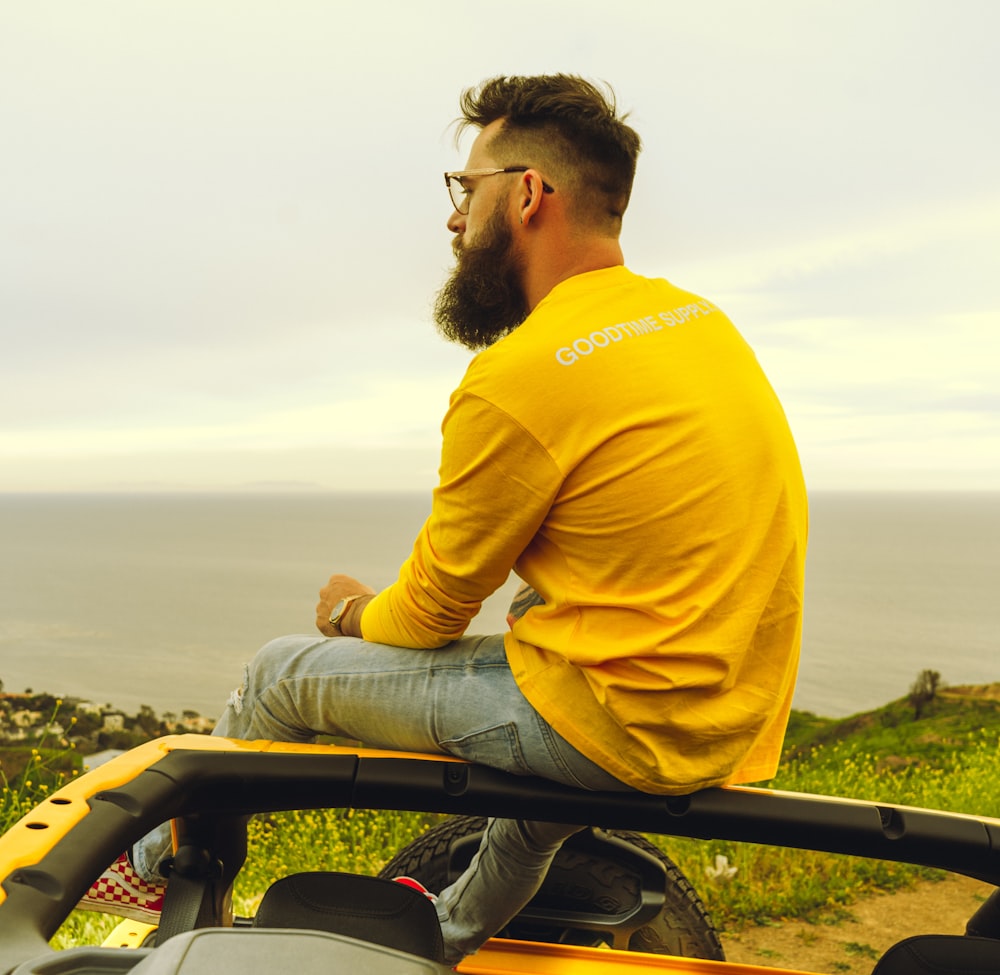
433, 207, 529, 352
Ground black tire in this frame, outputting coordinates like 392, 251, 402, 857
379, 815, 724, 960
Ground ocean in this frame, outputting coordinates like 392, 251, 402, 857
1, 492, 997, 719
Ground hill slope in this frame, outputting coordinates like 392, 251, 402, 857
783, 682, 1000, 766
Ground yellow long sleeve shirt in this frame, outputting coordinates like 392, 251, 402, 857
362, 266, 808, 794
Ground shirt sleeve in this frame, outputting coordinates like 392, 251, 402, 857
360, 390, 562, 648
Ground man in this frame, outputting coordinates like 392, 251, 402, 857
83, 75, 808, 965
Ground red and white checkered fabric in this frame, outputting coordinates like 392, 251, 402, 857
77, 853, 165, 924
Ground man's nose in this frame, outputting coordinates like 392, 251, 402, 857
447, 209, 465, 235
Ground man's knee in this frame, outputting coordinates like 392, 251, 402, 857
225, 636, 309, 719
246, 635, 313, 687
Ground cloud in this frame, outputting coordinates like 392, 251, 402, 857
2, 1, 999, 491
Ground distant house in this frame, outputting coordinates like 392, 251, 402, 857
11, 710, 43, 729
0, 710, 65, 743
101, 710, 126, 732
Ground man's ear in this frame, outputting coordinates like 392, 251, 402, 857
518, 169, 546, 226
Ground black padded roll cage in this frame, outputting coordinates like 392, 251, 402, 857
1, 744, 999, 971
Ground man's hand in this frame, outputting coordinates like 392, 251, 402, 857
316, 574, 377, 638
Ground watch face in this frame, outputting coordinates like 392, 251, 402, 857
330, 599, 349, 624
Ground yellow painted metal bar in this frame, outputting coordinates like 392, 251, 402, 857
457, 939, 815, 975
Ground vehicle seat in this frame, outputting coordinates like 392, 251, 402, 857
126, 929, 449, 975
252, 871, 445, 963
871, 933, 1000, 973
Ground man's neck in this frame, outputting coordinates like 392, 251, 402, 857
523, 236, 625, 312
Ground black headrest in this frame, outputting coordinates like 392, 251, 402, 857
253, 872, 445, 964
871, 934, 1000, 974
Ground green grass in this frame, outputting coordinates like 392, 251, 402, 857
233, 807, 443, 914
19, 686, 1000, 947
1, 702, 82, 836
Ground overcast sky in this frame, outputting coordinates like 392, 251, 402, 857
2, 0, 998, 494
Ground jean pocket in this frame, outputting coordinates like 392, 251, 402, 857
439, 722, 529, 775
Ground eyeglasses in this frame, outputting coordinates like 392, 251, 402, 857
444, 167, 554, 214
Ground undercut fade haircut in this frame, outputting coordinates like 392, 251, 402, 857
457, 75, 642, 230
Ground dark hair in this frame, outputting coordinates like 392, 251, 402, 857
457, 75, 642, 228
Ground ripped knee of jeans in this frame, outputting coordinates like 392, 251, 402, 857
227, 663, 250, 716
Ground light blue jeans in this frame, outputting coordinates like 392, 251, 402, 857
134, 632, 629, 963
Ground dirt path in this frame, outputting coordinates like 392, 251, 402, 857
721, 874, 995, 973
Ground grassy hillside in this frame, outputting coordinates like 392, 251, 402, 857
783, 682, 1000, 771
